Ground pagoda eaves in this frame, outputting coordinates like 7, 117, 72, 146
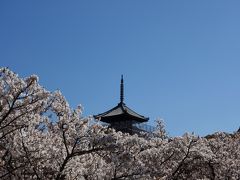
94, 75, 149, 134
94, 102, 149, 123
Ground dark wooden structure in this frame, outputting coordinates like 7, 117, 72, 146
94, 76, 149, 134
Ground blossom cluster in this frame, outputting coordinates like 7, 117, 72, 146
0, 68, 239, 179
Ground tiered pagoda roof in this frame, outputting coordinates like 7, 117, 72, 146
94, 101, 149, 123
94, 75, 149, 124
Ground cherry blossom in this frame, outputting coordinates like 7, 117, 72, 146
1, 68, 239, 179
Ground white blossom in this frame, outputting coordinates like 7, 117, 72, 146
0, 68, 239, 179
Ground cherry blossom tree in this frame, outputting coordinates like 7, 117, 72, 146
0, 67, 51, 178
153, 118, 168, 140
0, 68, 118, 179
206, 132, 240, 179
1, 67, 240, 180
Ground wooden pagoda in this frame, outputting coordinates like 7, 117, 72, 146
94, 76, 149, 134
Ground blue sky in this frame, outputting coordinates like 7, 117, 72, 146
1, 1, 240, 136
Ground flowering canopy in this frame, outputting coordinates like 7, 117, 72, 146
0, 68, 239, 179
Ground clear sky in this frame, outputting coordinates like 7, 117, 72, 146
1, 1, 240, 136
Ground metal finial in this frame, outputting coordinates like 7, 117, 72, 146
120, 75, 124, 103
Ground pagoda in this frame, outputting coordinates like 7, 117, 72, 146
94, 76, 149, 134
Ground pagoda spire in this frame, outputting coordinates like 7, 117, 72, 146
120, 75, 124, 103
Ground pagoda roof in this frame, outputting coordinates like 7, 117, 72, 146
94, 102, 149, 123
94, 75, 149, 123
